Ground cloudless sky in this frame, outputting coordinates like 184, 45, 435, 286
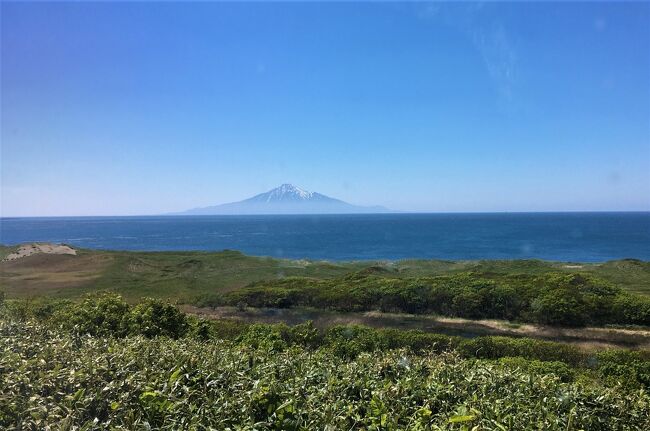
1, 1, 649, 216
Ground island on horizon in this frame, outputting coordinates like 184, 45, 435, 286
172, 183, 392, 215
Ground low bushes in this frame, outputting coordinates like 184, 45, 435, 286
2, 321, 649, 430
595, 349, 650, 389
129, 298, 189, 338
214, 272, 650, 327
498, 357, 576, 382
457, 336, 586, 366
3, 294, 649, 390
612, 294, 650, 326
47, 293, 189, 339
323, 326, 460, 359
57, 293, 131, 337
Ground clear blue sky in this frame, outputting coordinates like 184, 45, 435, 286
1, 2, 649, 216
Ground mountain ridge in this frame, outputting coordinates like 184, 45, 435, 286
173, 184, 391, 215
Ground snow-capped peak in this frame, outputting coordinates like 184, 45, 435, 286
266, 184, 314, 202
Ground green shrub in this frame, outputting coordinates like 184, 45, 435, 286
596, 349, 650, 388
288, 320, 321, 348
56, 293, 131, 337
209, 318, 251, 340
458, 336, 586, 366
236, 323, 289, 351
451, 290, 485, 318
530, 288, 589, 326
499, 357, 576, 382
382, 328, 460, 353
187, 315, 212, 340
193, 293, 225, 309
129, 298, 188, 338
0, 299, 33, 321
612, 295, 650, 326
324, 325, 391, 358
31, 299, 75, 320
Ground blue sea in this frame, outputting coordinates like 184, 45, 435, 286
1, 213, 649, 262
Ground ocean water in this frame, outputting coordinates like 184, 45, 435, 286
0, 213, 648, 262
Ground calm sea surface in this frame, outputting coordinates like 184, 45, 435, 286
1, 213, 648, 262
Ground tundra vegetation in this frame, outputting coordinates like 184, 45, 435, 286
197, 271, 650, 327
2, 247, 650, 301
1, 293, 649, 430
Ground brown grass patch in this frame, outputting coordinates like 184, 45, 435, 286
0, 253, 114, 296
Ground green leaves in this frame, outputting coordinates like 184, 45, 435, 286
168, 367, 182, 385
448, 414, 475, 423
2, 320, 649, 430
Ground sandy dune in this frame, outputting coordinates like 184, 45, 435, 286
2, 243, 77, 261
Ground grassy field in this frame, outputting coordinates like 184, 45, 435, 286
0, 247, 368, 301
1, 245, 649, 302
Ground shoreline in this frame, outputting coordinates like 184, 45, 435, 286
1, 242, 649, 265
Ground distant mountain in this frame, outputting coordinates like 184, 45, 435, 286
175, 184, 391, 215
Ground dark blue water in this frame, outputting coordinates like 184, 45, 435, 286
1, 213, 648, 262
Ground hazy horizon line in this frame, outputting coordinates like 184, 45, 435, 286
2, 209, 650, 219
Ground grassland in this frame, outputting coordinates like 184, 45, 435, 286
2, 245, 649, 302
0, 246, 367, 300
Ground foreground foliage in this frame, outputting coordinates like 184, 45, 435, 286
3, 293, 650, 387
2, 320, 649, 430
